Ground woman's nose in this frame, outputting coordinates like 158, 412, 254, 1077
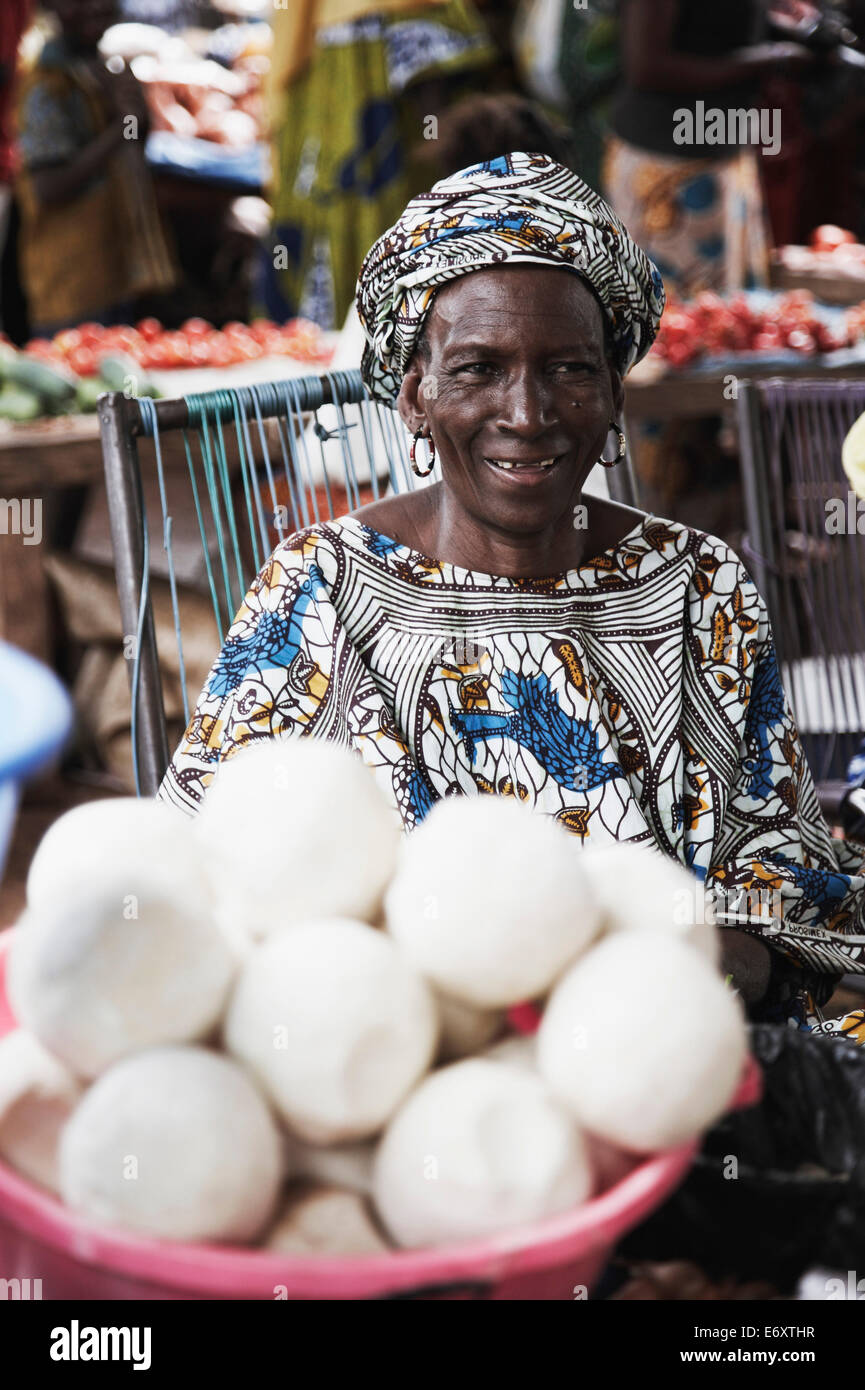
494, 368, 555, 434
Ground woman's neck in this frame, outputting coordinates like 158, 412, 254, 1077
403, 485, 635, 577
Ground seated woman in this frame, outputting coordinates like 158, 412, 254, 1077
160, 151, 865, 1025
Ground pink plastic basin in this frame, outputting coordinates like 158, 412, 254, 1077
0, 929, 761, 1300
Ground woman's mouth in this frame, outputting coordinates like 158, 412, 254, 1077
483, 455, 561, 484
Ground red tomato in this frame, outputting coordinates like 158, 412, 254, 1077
181, 317, 213, 339
100, 326, 140, 355
54, 328, 83, 356
752, 331, 782, 352
786, 328, 817, 353
810, 224, 857, 252
248, 319, 277, 343
77, 322, 106, 348
67, 345, 98, 376
136, 317, 163, 342
185, 337, 212, 366
205, 335, 237, 367
665, 342, 695, 368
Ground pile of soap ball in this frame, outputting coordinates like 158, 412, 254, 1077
0, 740, 746, 1254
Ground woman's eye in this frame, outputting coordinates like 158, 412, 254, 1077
551, 362, 591, 375
459, 362, 493, 375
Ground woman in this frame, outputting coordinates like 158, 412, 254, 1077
606, 0, 811, 297
259, 0, 497, 329
161, 151, 865, 1024
15, 0, 176, 335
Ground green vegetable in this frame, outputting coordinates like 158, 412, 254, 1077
0, 384, 42, 421
97, 352, 158, 398
0, 345, 77, 409
75, 376, 105, 413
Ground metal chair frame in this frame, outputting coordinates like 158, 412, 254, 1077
737, 377, 865, 813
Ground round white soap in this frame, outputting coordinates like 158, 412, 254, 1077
26, 797, 196, 915
9, 859, 239, 1079
59, 1046, 283, 1243
195, 739, 400, 937
265, 1184, 391, 1255
282, 1136, 375, 1197
578, 841, 719, 962
224, 917, 437, 1143
482, 1033, 538, 1071
537, 932, 747, 1152
373, 1058, 593, 1248
385, 796, 601, 1007
0, 1029, 84, 1192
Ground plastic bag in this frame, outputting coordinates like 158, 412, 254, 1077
620, 1024, 865, 1289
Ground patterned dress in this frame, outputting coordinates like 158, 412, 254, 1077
160, 512, 865, 1015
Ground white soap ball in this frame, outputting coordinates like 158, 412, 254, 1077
578, 842, 719, 963
385, 797, 602, 1008
59, 1046, 282, 1243
0, 1029, 84, 1192
9, 860, 239, 1079
224, 918, 437, 1144
435, 991, 505, 1064
373, 1058, 593, 1249
483, 1033, 537, 1070
282, 1136, 375, 1197
537, 933, 747, 1152
26, 797, 197, 915
195, 739, 400, 938
265, 1183, 391, 1255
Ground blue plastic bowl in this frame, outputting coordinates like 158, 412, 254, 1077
0, 642, 72, 881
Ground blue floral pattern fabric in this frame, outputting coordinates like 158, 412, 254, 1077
160, 512, 865, 990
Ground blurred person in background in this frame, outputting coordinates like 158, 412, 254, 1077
512, 0, 619, 194
413, 88, 575, 183
605, 0, 813, 298
602, 1, 814, 540
0, 0, 32, 331
15, 0, 176, 337
259, 0, 498, 331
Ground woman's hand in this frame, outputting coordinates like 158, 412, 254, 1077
719, 929, 772, 1006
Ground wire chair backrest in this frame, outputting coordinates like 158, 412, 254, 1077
98, 369, 432, 796
737, 377, 865, 793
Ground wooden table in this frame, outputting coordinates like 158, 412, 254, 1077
0, 415, 249, 665
625, 356, 865, 421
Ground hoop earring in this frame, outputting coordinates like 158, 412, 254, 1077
410, 428, 436, 478
598, 422, 626, 468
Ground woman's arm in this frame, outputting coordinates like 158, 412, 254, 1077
696, 557, 865, 1004
31, 123, 124, 205
620, 0, 812, 93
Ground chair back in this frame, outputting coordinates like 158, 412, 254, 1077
737, 377, 865, 800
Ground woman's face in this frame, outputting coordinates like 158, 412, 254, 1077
397, 266, 624, 540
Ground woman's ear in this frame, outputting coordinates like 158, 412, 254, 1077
396, 357, 426, 433
609, 365, 625, 421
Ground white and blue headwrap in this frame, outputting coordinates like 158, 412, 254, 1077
356, 150, 666, 406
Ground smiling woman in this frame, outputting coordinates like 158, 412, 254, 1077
159, 151, 865, 1029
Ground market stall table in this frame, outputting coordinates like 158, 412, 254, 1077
0, 354, 335, 667
625, 354, 865, 422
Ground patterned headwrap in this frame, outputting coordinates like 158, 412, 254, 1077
356, 151, 666, 406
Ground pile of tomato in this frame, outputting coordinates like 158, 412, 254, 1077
23, 317, 333, 377
650, 289, 865, 369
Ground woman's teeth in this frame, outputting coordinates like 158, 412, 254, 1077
486, 457, 556, 471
